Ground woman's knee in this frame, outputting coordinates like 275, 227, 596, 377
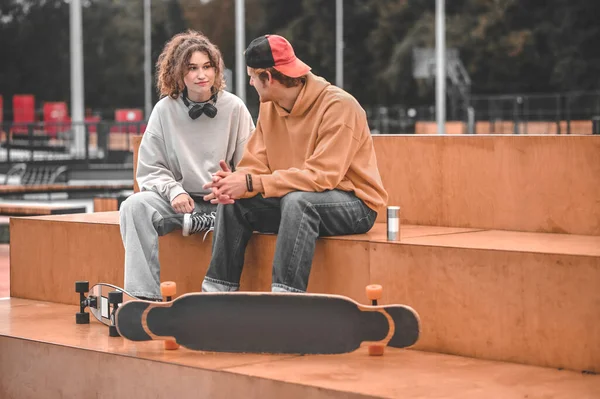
120, 191, 157, 215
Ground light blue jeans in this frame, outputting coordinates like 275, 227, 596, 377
202, 190, 377, 293
120, 190, 216, 299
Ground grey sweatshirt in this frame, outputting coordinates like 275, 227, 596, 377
136, 90, 255, 202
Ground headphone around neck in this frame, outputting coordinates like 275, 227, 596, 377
182, 88, 218, 120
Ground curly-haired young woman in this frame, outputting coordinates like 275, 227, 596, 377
120, 30, 254, 301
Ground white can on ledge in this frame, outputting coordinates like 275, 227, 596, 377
387, 206, 400, 241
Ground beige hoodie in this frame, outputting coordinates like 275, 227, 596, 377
237, 73, 388, 213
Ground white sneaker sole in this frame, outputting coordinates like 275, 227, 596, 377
182, 213, 191, 236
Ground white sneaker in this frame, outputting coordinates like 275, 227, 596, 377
182, 211, 216, 238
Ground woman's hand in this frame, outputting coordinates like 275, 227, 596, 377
171, 193, 195, 213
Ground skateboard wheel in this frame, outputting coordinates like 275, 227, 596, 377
75, 281, 89, 293
160, 281, 176, 298
76, 312, 90, 324
109, 325, 120, 337
164, 340, 180, 350
108, 291, 123, 304
368, 344, 385, 356
366, 284, 383, 301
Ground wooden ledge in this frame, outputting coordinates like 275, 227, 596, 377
11, 211, 121, 225
18, 212, 600, 257
0, 203, 86, 216
2, 298, 600, 399
0, 184, 132, 196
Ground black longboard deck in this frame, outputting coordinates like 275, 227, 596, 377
116, 292, 419, 354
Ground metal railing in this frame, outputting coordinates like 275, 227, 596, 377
365, 91, 600, 134
0, 121, 145, 164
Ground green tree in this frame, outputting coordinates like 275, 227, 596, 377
1, 0, 599, 119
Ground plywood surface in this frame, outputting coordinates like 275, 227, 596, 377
373, 135, 600, 235
130, 134, 600, 234
1, 298, 599, 399
0, 183, 132, 195
369, 244, 600, 372
11, 210, 121, 224
0, 244, 8, 298
402, 229, 600, 256
9, 216, 600, 371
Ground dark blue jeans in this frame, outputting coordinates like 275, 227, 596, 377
202, 190, 377, 293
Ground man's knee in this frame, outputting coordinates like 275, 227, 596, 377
280, 191, 311, 210
279, 192, 321, 229
216, 202, 239, 219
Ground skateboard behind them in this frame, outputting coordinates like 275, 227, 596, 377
115, 284, 420, 355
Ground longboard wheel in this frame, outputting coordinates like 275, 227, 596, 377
368, 344, 385, 356
76, 312, 90, 324
75, 281, 89, 293
164, 340, 180, 350
366, 284, 383, 302
108, 291, 123, 304
75, 281, 90, 324
160, 281, 176, 298
160, 281, 179, 350
109, 325, 120, 337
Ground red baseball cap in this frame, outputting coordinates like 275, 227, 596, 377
245, 35, 311, 78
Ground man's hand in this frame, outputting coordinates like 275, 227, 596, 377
211, 172, 248, 200
213, 160, 232, 180
203, 160, 235, 205
171, 193, 195, 214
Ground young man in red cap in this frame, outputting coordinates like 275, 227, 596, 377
201, 34, 388, 293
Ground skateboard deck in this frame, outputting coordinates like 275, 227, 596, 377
116, 291, 420, 355
78, 282, 137, 326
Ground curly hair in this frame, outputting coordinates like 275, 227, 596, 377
156, 30, 226, 99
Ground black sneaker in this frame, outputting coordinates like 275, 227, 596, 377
182, 211, 216, 238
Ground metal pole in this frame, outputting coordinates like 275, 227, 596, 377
144, 0, 152, 120
435, 0, 446, 134
235, 0, 246, 103
70, 0, 85, 154
335, 0, 343, 88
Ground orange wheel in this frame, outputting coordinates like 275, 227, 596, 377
164, 339, 180, 350
368, 344, 385, 356
160, 281, 177, 298
366, 284, 383, 302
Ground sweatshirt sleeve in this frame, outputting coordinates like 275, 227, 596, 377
233, 119, 274, 199
136, 110, 186, 203
232, 104, 256, 169
259, 101, 363, 198
236, 118, 272, 175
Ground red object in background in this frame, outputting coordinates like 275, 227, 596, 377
43, 102, 70, 137
13, 95, 35, 123
12, 95, 35, 134
113, 108, 144, 134
85, 115, 100, 134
